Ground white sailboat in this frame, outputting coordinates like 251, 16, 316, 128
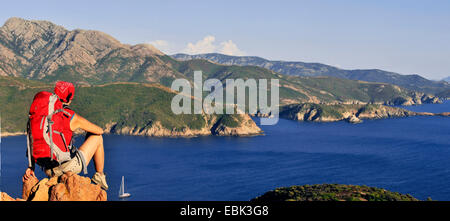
118, 176, 131, 198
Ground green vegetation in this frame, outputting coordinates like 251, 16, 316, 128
0, 77, 217, 134
170, 59, 429, 106
72, 83, 207, 132
252, 184, 419, 201
213, 114, 242, 128
0, 81, 50, 133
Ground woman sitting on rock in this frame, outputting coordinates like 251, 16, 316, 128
22, 81, 108, 190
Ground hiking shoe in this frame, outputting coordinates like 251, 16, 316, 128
92, 172, 109, 190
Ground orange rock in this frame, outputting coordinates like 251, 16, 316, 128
49, 183, 69, 201
22, 176, 39, 200
58, 172, 106, 201
31, 178, 51, 201
22, 177, 39, 200
18, 172, 108, 201
48, 172, 107, 201
1, 192, 16, 201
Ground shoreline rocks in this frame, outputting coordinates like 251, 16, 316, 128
103, 114, 263, 138
385, 92, 442, 106
280, 103, 450, 124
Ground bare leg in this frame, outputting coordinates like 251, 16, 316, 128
78, 132, 105, 174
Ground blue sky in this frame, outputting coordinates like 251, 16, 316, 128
1, 0, 449, 79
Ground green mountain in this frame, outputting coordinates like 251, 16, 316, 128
172, 53, 450, 95
0, 18, 443, 105
0, 76, 262, 136
251, 184, 419, 201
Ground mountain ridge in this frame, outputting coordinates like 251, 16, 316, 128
0, 17, 444, 105
0, 17, 177, 84
171, 53, 450, 95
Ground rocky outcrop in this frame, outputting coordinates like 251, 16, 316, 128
386, 92, 442, 106
1, 192, 24, 201
103, 114, 263, 137
211, 114, 263, 136
0, 172, 107, 201
346, 115, 363, 124
104, 121, 211, 137
356, 105, 414, 119
280, 103, 449, 124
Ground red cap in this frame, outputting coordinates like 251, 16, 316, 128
54, 81, 75, 103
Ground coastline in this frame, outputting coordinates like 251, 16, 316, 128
2, 112, 448, 138
1, 132, 26, 138
0, 131, 265, 139
2, 102, 448, 138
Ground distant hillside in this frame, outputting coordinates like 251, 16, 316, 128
443, 76, 450, 83
437, 89, 450, 99
0, 76, 262, 136
252, 184, 419, 201
162, 58, 441, 106
172, 53, 450, 94
279, 103, 450, 124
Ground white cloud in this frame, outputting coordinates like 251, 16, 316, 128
218, 40, 245, 56
182, 35, 217, 55
149, 36, 246, 56
148, 40, 173, 54
181, 35, 245, 56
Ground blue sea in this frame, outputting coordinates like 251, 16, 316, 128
1, 101, 449, 201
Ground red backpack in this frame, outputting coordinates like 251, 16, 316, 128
26, 91, 75, 169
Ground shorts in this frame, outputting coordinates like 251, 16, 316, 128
44, 150, 87, 177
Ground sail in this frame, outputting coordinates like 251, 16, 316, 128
119, 176, 124, 195
119, 176, 131, 198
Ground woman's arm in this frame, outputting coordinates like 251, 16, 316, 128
70, 114, 104, 135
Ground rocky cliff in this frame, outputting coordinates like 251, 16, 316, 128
103, 114, 263, 137
280, 103, 449, 124
385, 91, 442, 106
0, 172, 107, 201
210, 114, 263, 136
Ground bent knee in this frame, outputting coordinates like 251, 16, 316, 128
86, 133, 103, 143
98, 134, 103, 144
93, 134, 103, 144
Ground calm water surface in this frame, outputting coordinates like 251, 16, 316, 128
1, 101, 449, 201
